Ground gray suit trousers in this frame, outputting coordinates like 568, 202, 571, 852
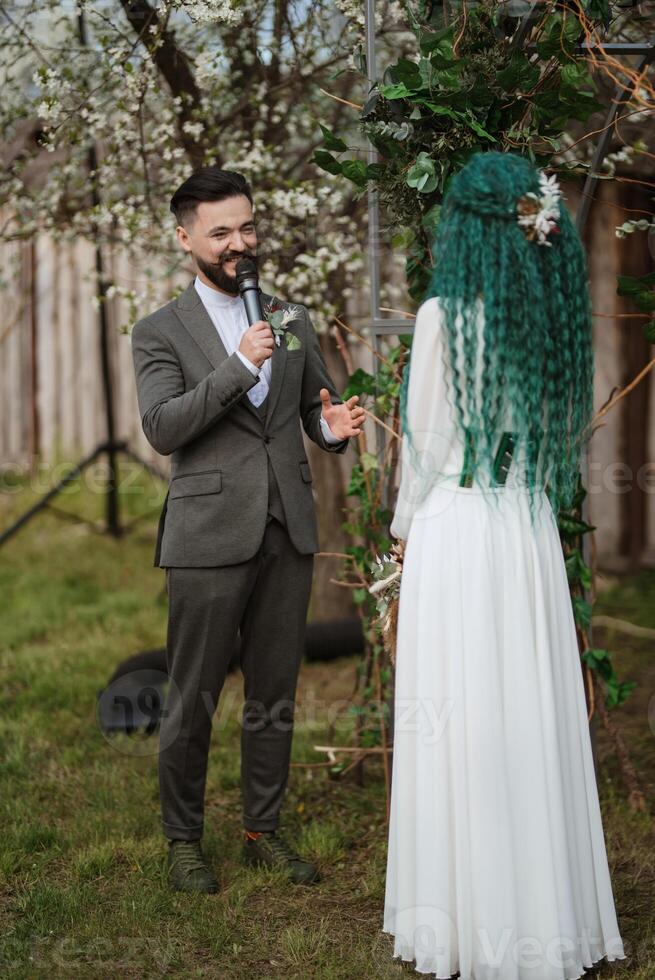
159, 396, 314, 840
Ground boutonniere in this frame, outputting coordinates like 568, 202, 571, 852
262, 298, 303, 351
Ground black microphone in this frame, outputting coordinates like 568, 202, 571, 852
235, 256, 263, 325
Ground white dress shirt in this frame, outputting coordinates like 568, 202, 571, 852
194, 276, 342, 443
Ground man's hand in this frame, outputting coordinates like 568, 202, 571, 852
238, 320, 275, 369
319, 388, 365, 439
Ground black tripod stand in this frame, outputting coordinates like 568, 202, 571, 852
0, 11, 165, 550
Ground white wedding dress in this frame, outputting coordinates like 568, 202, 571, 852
382, 297, 626, 979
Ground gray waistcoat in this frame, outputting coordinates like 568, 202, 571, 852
252, 394, 287, 528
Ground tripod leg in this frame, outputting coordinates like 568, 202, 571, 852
0, 446, 103, 548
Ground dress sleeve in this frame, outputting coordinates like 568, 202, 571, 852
389, 296, 457, 540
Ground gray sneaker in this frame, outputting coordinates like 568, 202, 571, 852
167, 839, 219, 893
243, 830, 320, 884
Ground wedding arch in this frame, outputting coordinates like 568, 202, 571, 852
350, 0, 653, 810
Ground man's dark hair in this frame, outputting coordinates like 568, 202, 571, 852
170, 167, 253, 227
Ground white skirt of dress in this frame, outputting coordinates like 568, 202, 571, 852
382, 484, 626, 980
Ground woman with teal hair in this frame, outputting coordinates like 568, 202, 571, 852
383, 151, 626, 978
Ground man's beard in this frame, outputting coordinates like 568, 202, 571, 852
195, 249, 258, 296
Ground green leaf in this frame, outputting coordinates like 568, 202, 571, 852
583, 647, 611, 664
497, 53, 540, 92
422, 102, 461, 121
343, 367, 377, 398
407, 152, 438, 194
319, 124, 347, 152
423, 102, 496, 142
461, 111, 496, 143
433, 67, 461, 91
560, 62, 594, 92
643, 320, 655, 343
565, 551, 578, 583
341, 159, 368, 187
366, 162, 386, 180
606, 680, 637, 709
579, 562, 592, 591
617, 273, 655, 312
535, 14, 581, 59
361, 452, 379, 474
568, 477, 587, 512
391, 227, 416, 249
565, 548, 592, 589
617, 271, 655, 293
418, 24, 455, 57
603, 678, 620, 707
379, 82, 415, 100
389, 57, 423, 90
427, 40, 455, 70
558, 514, 596, 537
583, 0, 611, 26
346, 465, 365, 496
360, 91, 379, 118
345, 544, 367, 562
380, 561, 397, 577
554, 78, 603, 124
313, 149, 342, 176
582, 647, 613, 681
285, 332, 301, 351
630, 292, 655, 312
572, 596, 591, 631
532, 88, 563, 120
421, 203, 441, 232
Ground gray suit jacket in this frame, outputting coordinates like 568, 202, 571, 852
131, 281, 350, 567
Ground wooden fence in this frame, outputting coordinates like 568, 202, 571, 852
1, 182, 653, 570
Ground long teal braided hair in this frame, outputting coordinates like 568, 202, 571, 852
399, 150, 594, 518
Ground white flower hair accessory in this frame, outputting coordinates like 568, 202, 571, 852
516, 171, 562, 246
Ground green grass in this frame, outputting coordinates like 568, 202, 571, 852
0, 475, 653, 978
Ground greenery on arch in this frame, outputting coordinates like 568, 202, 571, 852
315, 0, 650, 778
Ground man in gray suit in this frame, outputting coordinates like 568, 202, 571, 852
131, 167, 364, 893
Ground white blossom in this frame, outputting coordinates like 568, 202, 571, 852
156, 0, 243, 26
517, 171, 562, 247
0, 0, 407, 332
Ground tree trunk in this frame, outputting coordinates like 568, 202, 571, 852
304, 330, 357, 623
618, 183, 652, 570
